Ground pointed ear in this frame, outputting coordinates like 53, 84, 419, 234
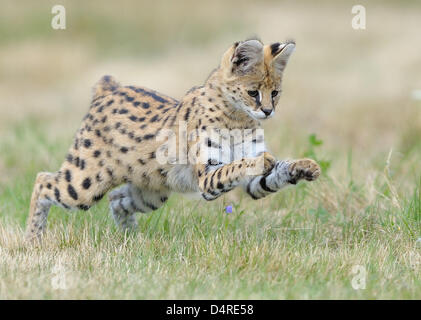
230, 39, 264, 75
270, 41, 296, 74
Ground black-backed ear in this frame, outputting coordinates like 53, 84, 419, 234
270, 40, 295, 74
230, 39, 264, 75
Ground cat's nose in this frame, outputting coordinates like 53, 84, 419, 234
262, 108, 272, 117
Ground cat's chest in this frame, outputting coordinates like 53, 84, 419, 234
204, 128, 266, 164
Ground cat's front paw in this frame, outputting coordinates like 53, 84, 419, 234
262, 152, 276, 174
288, 159, 321, 184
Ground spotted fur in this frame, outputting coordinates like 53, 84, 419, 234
26, 39, 320, 241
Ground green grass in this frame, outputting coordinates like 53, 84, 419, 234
0, 119, 420, 299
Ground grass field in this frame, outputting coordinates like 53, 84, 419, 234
0, 0, 420, 299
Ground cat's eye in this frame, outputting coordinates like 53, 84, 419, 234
271, 90, 279, 97
247, 90, 259, 98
